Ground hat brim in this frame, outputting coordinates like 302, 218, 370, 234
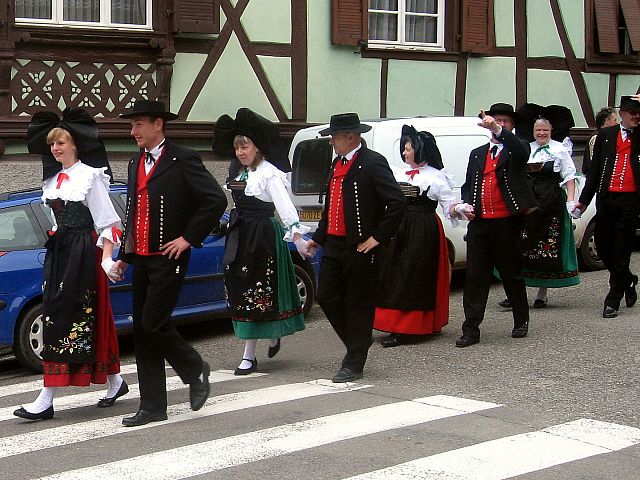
318, 124, 372, 136
119, 111, 179, 120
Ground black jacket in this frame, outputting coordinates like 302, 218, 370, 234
461, 128, 537, 217
312, 146, 406, 246
118, 141, 227, 263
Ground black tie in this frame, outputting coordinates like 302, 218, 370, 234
490, 145, 498, 158
340, 156, 348, 165
145, 151, 155, 165
623, 128, 633, 138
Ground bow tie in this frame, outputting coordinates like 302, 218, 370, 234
145, 141, 166, 164
532, 144, 550, 157
405, 169, 420, 180
56, 172, 69, 189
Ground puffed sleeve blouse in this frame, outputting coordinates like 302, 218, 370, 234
392, 164, 457, 221
528, 139, 576, 186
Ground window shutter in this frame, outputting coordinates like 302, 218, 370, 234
332, 0, 367, 47
460, 0, 494, 54
594, 0, 620, 53
173, 0, 220, 34
620, 0, 640, 52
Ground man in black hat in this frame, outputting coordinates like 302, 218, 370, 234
114, 100, 227, 426
305, 113, 405, 382
453, 103, 537, 347
575, 95, 640, 318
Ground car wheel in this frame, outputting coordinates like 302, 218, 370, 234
14, 303, 45, 372
294, 264, 315, 316
579, 220, 605, 271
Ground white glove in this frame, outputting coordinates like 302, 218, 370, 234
101, 257, 122, 283
566, 201, 576, 215
569, 206, 582, 219
454, 203, 474, 220
294, 238, 309, 258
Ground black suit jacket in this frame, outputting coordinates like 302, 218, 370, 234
312, 146, 406, 246
579, 125, 640, 206
118, 141, 227, 263
461, 128, 537, 217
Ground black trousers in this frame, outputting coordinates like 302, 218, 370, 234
462, 215, 529, 339
594, 192, 640, 308
317, 236, 379, 373
131, 252, 203, 414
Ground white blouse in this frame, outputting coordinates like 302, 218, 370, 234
41, 161, 121, 248
233, 160, 310, 242
528, 139, 576, 186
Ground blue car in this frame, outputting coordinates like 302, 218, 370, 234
0, 184, 319, 371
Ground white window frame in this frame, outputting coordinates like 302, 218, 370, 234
367, 0, 445, 52
15, 0, 153, 31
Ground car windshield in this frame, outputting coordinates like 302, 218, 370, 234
0, 206, 41, 250
291, 138, 334, 195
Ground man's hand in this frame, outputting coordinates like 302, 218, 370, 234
477, 110, 502, 136
357, 236, 380, 254
161, 236, 191, 259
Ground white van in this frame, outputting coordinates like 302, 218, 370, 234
288, 116, 602, 271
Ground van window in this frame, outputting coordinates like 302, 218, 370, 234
291, 138, 333, 195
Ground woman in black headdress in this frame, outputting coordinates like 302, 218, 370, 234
14, 108, 128, 421
213, 108, 308, 375
373, 125, 458, 348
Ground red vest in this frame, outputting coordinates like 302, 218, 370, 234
327, 154, 358, 236
480, 147, 510, 218
134, 151, 162, 255
609, 132, 636, 192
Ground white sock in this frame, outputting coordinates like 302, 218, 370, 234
536, 287, 548, 301
238, 340, 257, 369
24, 387, 56, 414
270, 338, 279, 348
105, 374, 124, 398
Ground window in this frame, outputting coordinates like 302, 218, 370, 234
15, 0, 151, 29
291, 139, 334, 195
590, 0, 640, 60
0, 207, 41, 251
368, 0, 444, 50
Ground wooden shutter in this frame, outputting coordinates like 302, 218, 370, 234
460, 0, 494, 54
594, 0, 620, 53
620, 0, 640, 51
172, 0, 220, 34
331, 0, 367, 47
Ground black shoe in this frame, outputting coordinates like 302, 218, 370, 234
511, 323, 529, 338
267, 338, 281, 358
13, 405, 54, 421
122, 409, 168, 427
332, 367, 363, 383
97, 380, 129, 408
455, 335, 479, 347
234, 358, 257, 376
603, 306, 618, 318
533, 298, 547, 309
626, 276, 638, 308
381, 334, 402, 348
189, 361, 210, 411
498, 298, 512, 309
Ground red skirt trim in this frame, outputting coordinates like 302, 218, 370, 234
43, 245, 121, 387
374, 216, 450, 335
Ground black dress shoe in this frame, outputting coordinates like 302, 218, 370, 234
234, 358, 257, 376
332, 367, 363, 383
626, 276, 638, 308
13, 405, 54, 421
603, 306, 618, 318
97, 380, 129, 408
455, 335, 479, 347
381, 334, 402, 348
189, 361, 210, 411
122, 409, 168, 427
267, 338, 281, 358
498, 298, 512, 308
533, 298, 547, 309
511, 323, 529, 338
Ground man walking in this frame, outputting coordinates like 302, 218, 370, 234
115, 100, 227, 426
305, 113, 405, 382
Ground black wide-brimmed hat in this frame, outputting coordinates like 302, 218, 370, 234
480, 103, 520, 123
400, 125, 444, 170
617, 95, 640, 111
212, 108, 290, 173
27, 107, 113, 181
119, 99, 178, 120
318, 113, 372, 136
515, 103, 575, 143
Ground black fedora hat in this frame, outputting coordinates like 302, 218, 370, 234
617, 95, 640, 111
119, 99, 178, 120
480, 103, 520, 123
318, 113, 372, 136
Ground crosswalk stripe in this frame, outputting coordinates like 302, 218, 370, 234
0, 363, 141, 398
343, 418, 640, 479
0, 379, 369, 460
34, 395, 500, 480
0, 369, 264, 423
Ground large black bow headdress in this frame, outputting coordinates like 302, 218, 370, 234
400, 125, 444, 170
212, 108, 290, 175
515, 103, 575, 143
27, 107, 112, 181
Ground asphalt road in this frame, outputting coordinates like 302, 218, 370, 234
1, 255, 640, 479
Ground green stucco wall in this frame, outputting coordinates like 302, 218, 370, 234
527, 1, 564, 57
527, 69, 586, 126
465, 57, 517, 115
494, 0, 515, 47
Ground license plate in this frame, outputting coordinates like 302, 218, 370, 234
298, 208, 323, 221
